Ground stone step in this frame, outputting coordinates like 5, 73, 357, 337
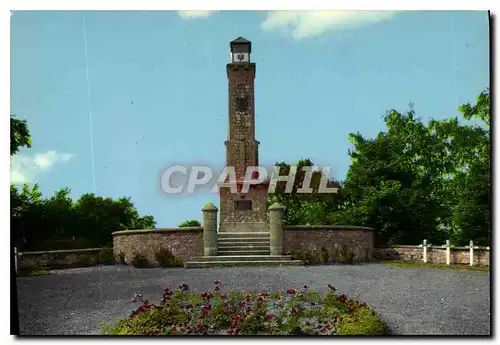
218, 239, 270, 244
217, 241, 270, 246
218, 245, 270, 251
217, 249, 270, 256
184, 260, 303, 269
190, 255, 292, 262
217, 232, 270, 238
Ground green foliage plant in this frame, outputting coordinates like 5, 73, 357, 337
102, 281, 386, 335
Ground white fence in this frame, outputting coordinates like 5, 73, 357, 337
418, 240, 490, 267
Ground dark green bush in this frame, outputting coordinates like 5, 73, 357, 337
178, 220, 201, 227
320, 247, 329, 264
116, 251, 126, 265
290, 249, 322, 265
154, 248, 183, 268
131, 252, 151, 268
363, 248, 371, 262
73, 254, 95, 267
339, 245, 355, 264
99, 247, 115, 265
336, 306, 386, 335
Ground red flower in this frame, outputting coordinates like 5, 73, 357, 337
337, 295, 346, 303
267, 315, 273, 321
215, 285, 220, 291
286, 288, 297, 295
261, 292, 270, 297
227, 329, 234, 335
291, 307, 297, 314
303, 284, 308, 289
214, 280, 220, 285
172, 327, 177, 332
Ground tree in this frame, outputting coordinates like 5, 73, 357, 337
179, 220, 201, 227
11, 115, 32, 155
334, 89, 490, 246
268, 159, 343, 225
10, 114, 158, 250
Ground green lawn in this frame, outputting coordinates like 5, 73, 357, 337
18, 268, 51, 277
380, 260, 489, 273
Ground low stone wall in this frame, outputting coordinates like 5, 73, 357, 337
374, 245, 490, 267
111, 225, 375, 264
112, 227, 204, 265
284, 225, 375, 261
17, 248, 103, 270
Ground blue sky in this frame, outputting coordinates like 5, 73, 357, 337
10, 10, 489, 227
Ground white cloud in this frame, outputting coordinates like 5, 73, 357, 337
261, 11, 397, 39
178, 11, 215, 19
11, 150, 74, 184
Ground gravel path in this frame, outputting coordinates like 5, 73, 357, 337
16, 264, 490, 335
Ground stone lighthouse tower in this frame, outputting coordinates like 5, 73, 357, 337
219, 37, 269, 233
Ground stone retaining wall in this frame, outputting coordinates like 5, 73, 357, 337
111, 225, 375, 264
374, 245, 490, 267
283, 225, 375, 261
23, 227, 489, 268
17, 248, 103, 270
112, 227, 204, 265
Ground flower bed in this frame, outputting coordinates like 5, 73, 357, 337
102, 281, 386, 335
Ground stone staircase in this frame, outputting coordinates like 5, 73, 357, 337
184, 232, 303, 268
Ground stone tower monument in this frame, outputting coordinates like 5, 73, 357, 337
219, 37, 269, 233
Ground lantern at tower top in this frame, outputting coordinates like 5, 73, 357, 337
230, 37, 251, 63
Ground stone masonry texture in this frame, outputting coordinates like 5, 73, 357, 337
283, 225, 375, 261
111, 225, 375, 263
23, 235, 490, 268
219, 185, 268, 232
375, 246, 490, 267
112, 228, 203, 265
220, 61, 268, 233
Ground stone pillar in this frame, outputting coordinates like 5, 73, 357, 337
269, 202, 284, 256
202, 203, 218, 256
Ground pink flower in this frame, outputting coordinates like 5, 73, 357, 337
291, 307, 297, 314
214, 280, 220, 285
303, 284, 308, 289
